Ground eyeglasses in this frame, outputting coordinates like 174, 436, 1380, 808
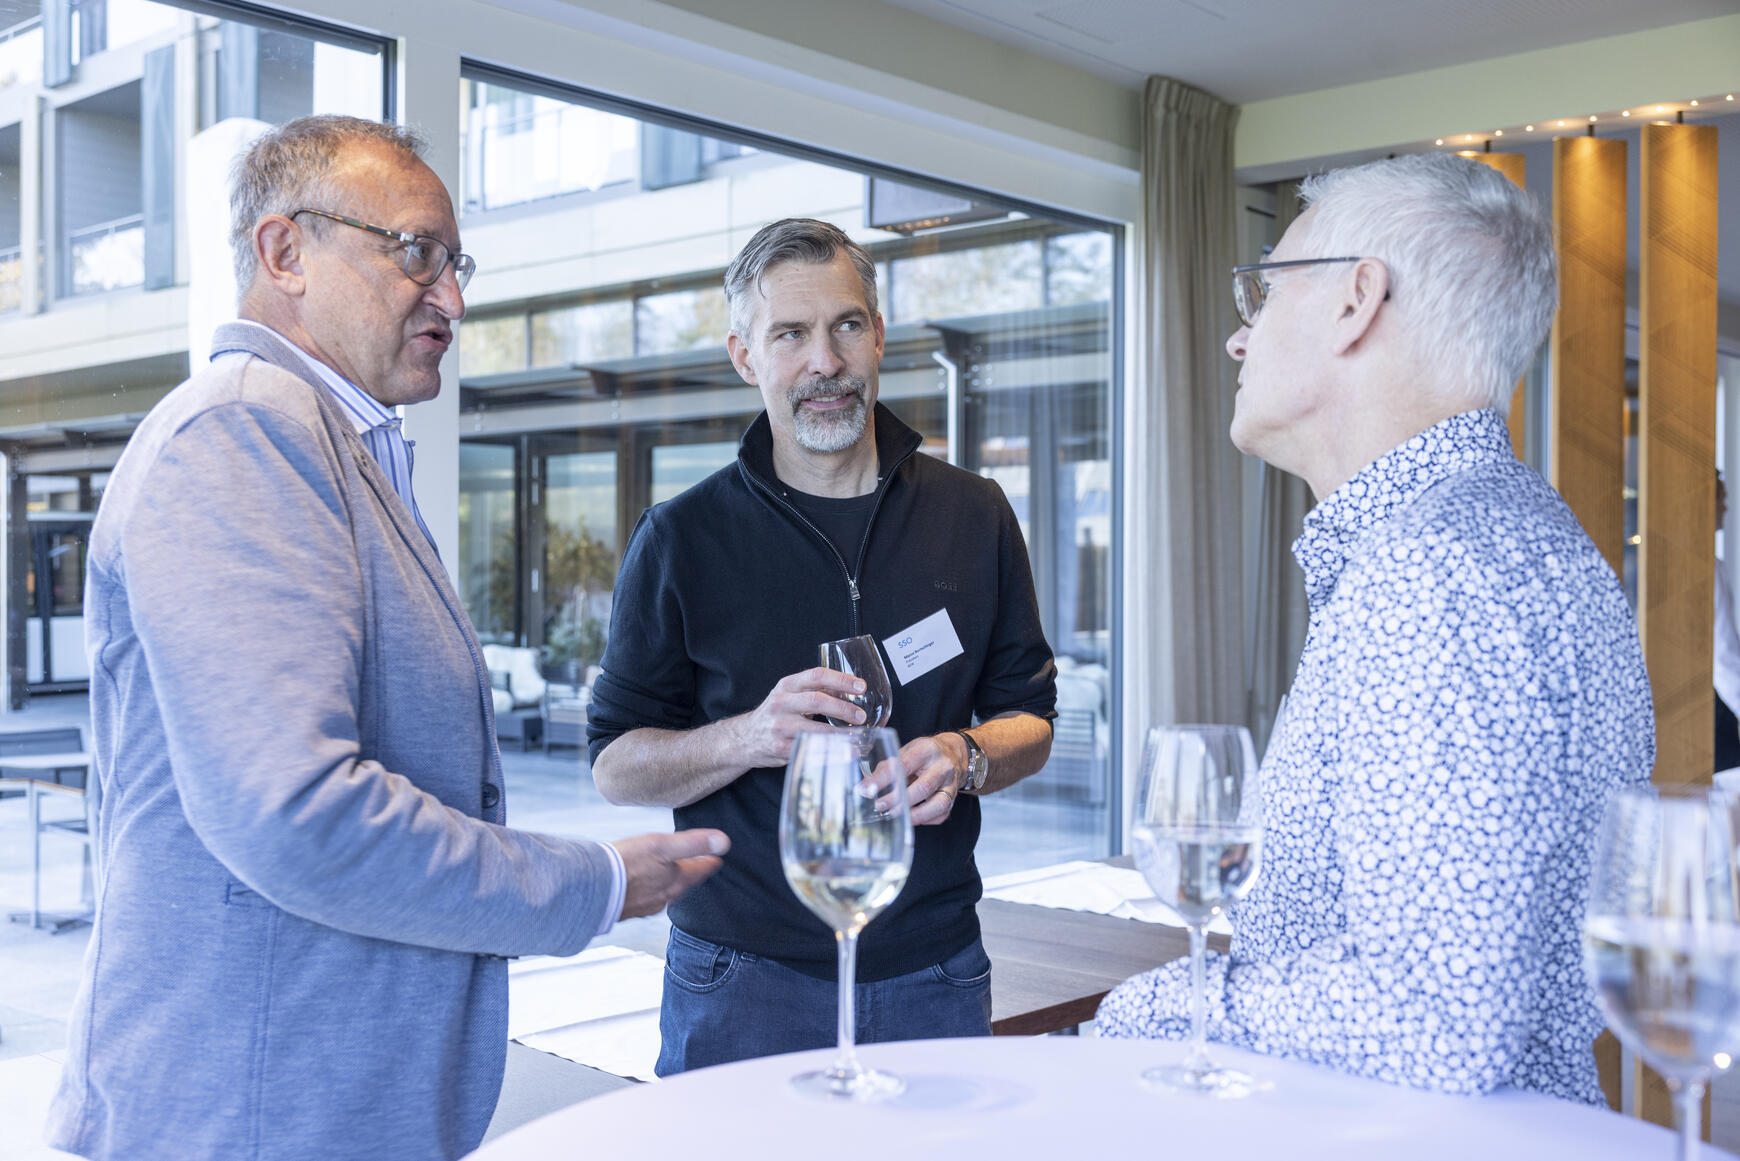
292, 209, 476, 293
1230, 256, 1364, 328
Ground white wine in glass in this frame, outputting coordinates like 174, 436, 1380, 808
1585, 785, 1740, 1161
780, 727, 913, 1100
818, 635, 892, 731
1131, 724, 1263, 1096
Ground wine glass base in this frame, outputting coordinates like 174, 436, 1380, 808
790, 1065, 905, 1102
1140, 1062, 1258, 1098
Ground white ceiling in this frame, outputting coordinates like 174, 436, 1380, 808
876, 0, 1740, 103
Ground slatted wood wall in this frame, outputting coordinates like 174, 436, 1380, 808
1548, 137, 1628, 577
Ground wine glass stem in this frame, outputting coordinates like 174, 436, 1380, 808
1185, 923, 1210, 1074
834, 928, 861, 1076
1676, 1079, 1704, 1161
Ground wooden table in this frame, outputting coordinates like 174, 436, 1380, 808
0, 751, 91, 782
980, 896, 1223, 1035
980, 855, 1226, 1034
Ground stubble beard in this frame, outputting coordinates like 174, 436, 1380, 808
789, 375, 870, 454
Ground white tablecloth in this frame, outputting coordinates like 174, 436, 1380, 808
467, 1036, 1717, 1160
982, 859, 1233, 933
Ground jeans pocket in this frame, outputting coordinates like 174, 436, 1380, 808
663, 928, 741, 992
930, 939, 993, 989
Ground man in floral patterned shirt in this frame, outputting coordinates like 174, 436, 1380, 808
1098, 154, 1654, 1103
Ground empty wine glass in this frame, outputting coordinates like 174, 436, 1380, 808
819, 635, 892, 731
1131, 724, 1263, 1096
779, 727, 913, 1100
1585, 784, 1740, 1161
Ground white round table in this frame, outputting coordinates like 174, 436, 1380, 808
471, 1037, 1718, 1160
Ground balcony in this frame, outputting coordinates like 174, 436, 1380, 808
67, 213, 143, 296
0, 18, 42, 89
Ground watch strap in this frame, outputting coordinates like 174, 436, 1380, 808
954, 729, 988, 793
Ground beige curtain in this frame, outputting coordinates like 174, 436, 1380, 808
1125, 75, 1244, 776
1247, 181, 1313, 754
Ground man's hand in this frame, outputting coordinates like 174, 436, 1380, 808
612, 829, 731, 920
726, 667, 867, 769
898, 732, 968, 826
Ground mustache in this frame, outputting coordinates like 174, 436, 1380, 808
789, 376, 867, 409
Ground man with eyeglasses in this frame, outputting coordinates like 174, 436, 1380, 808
1098, 153, 1654, 1104
46, 115, 728, 1161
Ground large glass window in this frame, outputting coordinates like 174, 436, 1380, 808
541, 449, 617, 679
0, 0, 387, 702
456, 70, 1121, 868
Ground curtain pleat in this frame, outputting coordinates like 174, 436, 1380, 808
1125, 75, 1244, 801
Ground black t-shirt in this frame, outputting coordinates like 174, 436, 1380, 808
782, 485, 877, 569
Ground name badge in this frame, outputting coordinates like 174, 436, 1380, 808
883, 609, 964, 686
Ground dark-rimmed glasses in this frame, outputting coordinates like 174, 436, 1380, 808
292, 209, 476, 293
1231, 256, 1364, 327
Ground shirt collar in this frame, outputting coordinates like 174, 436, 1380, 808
221, 320, 397, 438
1293, 407, 1515, 606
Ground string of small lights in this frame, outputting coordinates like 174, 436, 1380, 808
1431, 94, 1735, 149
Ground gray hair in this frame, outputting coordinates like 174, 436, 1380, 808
724, 218, 879, 338
1298, 152, 1557, 411
229, 114, 427, 293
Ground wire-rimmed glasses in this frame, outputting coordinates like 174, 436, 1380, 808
1230, 256, 1364, 327
292, 208, 476, 292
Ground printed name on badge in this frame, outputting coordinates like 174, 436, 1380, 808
883, 609, 965, 686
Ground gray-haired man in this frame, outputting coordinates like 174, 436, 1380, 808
47, 115, 726, 1161
588, 217, 1059, 1073
1098, 154, 1654, 1102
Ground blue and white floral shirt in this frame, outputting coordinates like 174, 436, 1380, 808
1098, 408, 1655, 1103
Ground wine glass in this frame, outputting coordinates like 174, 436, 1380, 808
779, 727, 913, 1100
818, 635, 892, 731
1585, 785, 1740, 1161
1130, 724, 1263, 1096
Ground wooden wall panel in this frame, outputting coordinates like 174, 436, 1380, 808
1639, 120, 1720, 790
1549, 136, 1628, 577
1468, 150, 1528, 457
1635, 114, 1720, 1148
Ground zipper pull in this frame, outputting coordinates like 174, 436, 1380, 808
848, 578, 861, 603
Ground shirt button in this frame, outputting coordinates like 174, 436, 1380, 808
482, 783, 501, 810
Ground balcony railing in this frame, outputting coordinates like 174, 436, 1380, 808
67, 214, 144, 296
0, 18, 43, 89
0, 244, 23, 312
465, 101, 637, 212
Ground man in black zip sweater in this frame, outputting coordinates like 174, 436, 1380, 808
588, 218, 1059, 1075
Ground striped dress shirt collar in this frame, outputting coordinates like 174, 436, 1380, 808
219, 321, 436, 552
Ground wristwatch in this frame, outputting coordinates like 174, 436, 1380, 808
954, 729, 989, 794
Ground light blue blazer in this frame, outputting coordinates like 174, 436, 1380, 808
47, 323, 617, 1160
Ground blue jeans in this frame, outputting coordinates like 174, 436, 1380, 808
655, 927, 994, 1076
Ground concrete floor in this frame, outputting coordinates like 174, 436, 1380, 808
0, 693, 1111, 1156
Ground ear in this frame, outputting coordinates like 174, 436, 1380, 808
871, 311, 886, 362
1328, 257, 1389, 356
253, 215, 307, 298
727, 332, 758, 387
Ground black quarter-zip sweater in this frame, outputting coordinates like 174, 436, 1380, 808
588, 404, 1058, 980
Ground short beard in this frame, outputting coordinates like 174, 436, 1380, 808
788, 375, 870, 454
